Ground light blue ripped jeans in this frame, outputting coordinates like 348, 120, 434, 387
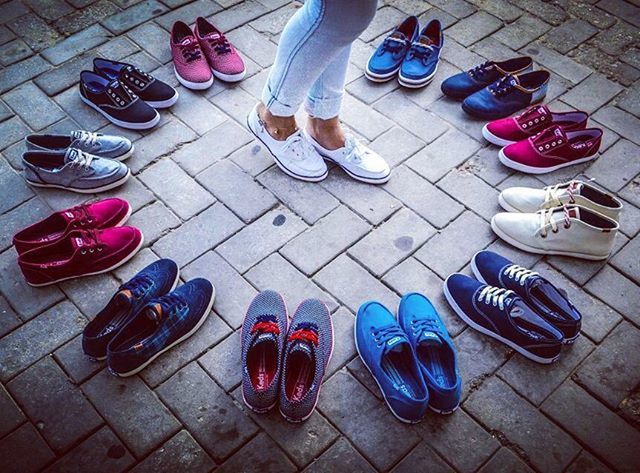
262, 0, 377, 119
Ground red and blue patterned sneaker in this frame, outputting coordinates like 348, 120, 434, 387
482, 105, 588, 147
499, 125, 603, 174
13, 198, 131, 255
241, 290, 288, 413
280, 299, 333, 423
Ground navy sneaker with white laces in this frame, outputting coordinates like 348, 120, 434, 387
443, 274, 563, 364
398, 19, 442, 88
471, 250, 581, 343
366, 16, 419, 82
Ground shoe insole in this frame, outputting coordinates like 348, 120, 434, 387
248, 343, 277, 392
96, 305, 130, 338
285, 351, 314, 402
417, 346, 456, 389
381, 349, 424, 399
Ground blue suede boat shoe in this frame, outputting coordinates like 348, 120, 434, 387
26, 130, 133, 161
366, 15, 419, 82
398, 19, 443, 88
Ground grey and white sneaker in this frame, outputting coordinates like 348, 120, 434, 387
247, 104, 328, 182
22, 148, 130, 194
26, 130, 134, 161
306, 133, 391, 184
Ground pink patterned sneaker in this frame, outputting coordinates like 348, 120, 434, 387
482, 105, 588, 147
171, 21, 213, 90
195, 17, 246, 82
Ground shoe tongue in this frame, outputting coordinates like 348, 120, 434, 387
70, 130, 84, 140
384, 334, 408, 354
70, 233, 88, 251
418, 330, 443, 347
552, 125, 567, 140
289, 340, 313, 359
508, 75, 520, 87
144, 302, 164, 325
565, 206, 580, 220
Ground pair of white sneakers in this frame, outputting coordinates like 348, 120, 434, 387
247, 104, 390, 184
493, 180, 622, 260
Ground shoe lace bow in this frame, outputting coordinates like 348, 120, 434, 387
72, 130, 99, 148
410, 318, 439, 337
343, 136, 369, 163
503, 264, 539, 286
210, 34, 232, 55
477, 286, 514, 311
181, 42, 203, 62
380, 36, 406, 55
407, 42, 434, 63
489, 74, 516, 97
68, 149, 94, 171
283, 132, 316, 162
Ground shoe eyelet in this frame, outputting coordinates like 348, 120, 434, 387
522, 124, 527, 128
81, 250, 87, 255
540, 233, 547, 239
538, 147, 544, 151
564, 223, 571, 229
89, 248, 95, 253
552, 228, 559, 233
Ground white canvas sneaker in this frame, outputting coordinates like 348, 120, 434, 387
305, 133, 391, 184
499, 180, 623, 221
491, 205, 618, 260
246, 104, 328, 182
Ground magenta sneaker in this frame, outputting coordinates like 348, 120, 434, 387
482, 105, 588, 147
195, 17, 246, 82
171, 21, 213, 90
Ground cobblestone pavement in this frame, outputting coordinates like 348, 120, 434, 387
1, 0, 639, 472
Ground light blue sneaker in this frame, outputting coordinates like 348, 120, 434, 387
22, 148, 130, 193
398, 293, 461, 414
26, 130, 134, 161
355, 301, 429, 423
398, 19, 443, 88
366, 16, 419, 82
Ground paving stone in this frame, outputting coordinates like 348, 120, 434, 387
478, 447, 535, 473
617, 81, 640, 121
0, 423, 55, 473
562, 73, 624, 114
7, 356, 102, 453
594, 19, 639, 57
0, 295, 21, 338
7, 13, 60, 51
543, 19, 598, 55
0, 115, 29, 150
44, 426, 135, 473
226, 25, 277, 68
156, 362, 258, 462
216, 432, 296, 473
0, 383, 24, 438
325, 306, 357, 376
391, 442, 453, 473
34, 52, 94, 96
127, 22, 171, 64
155, 0, 222, 30
542, 380, 640, 473
171, 88, 227, 135
522, 42, 591, 84
102, 0, 169, 34
438, 168, 501, 221
82, 369, 181, 458
0, 158, 34, 213
55, 0, 121, 36
429, 96, 487, 142
368, 127, 426, 169
230, 141, 274, 176
0, 54, 51, 94
346, 74, 400, 105
414, 211, 495, 279
464, 145, 514, 187
305, 437, 375, 473
340, 94, 394, 141
0, 38, 31, 66
493, 14, 550, 50
128, 200, 181, 244
592, 106, 640, 146
102, 176, 156, 212
565, 450, 614, 473
585, 265, 640, 326
199, 330, 241, 391
471, 36, 518, 63
41, 24, 111, 66
360, 5, 406, 42
54, 85, 109, 131
611, 234, 640, 282
318, 370, 420, 471
54, 334, 105, 384
130, 430, 215, 473
440, 38, 485, 72
585, 139, 640, 193
280, 206, 370, 276
447, 11, 502, 47
466, 377, 580, 473
213, 0, 269, 32
153, 202, 243, 267
402, 60, 461, 110
197, 159, 275, 223
0, 0, 29, 25
429, 0, 476, 18
349, 208, 434, 277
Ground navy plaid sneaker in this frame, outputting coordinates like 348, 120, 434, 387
82, 258, 179, 360
107, 278, 215, 377
279, 299, 333, 423
241, 290, 288, 413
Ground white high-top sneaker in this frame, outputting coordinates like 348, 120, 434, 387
499, 180, 623, 221
491, 205, 618, 260
246, 104, 328, 182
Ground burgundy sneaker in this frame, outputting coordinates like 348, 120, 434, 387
13, 199, 131, 255
194, 17, 246, 82
483, 105, 588, 147
18, 227, 143, 287
499, 126, 602, 174
171, 21, 213, 90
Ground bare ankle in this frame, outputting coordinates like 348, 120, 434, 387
306, 116, 346, 150
258, 103, 298, 141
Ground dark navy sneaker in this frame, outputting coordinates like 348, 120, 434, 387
471, 250, 581, 344
82, 259, 179, 360
107, 278, 215, 377
398, 293, 461, 414
366, 15, 419, 82
279, 299, 333, 423
79, 71, 160, 130
355, 301, 429, 423
241, 290, 288, 414
443, 274, 563, 364
398, 19, 442, 88
94, 58, 179, 109
441, 56, 533, 100
26, 130, 133, 161
462, 70, 550, 120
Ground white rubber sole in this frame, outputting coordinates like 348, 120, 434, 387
481, 124, 517, 147
490, 217, 610, 261
174, 67, 213, 90
442, 277, 560, 364
79, 93, 160, 130
212, 68, 246, 82
397, 65, 438, 89
321, 156, 390, 185
497, 193, 520, 213
114, 145, 134, 162
145, 90, 179, 109
26, 232, 145, 287
115, 202, 133, 227
498, 148, 599, 174
112, 286, 216, 377
365, 64, 400, 83
27, 169, 131, 194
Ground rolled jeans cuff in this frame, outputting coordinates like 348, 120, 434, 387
262, 84, 298, 117
304, 93, 343, 120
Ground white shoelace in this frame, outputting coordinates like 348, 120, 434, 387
504, 264, 539, 286
69, 149, 94, 170
283, 132, 317, 162
539, 206, 572, 238
343, 136, 368, 164
73, 130, 99, 148
478, 286, 514, 311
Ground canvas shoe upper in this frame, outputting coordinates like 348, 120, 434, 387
17, 226, 143, 287
366, 16, 419, 81
94, 58, 178, 109
462, 70, 550, 120
22, 148, 130, 193
171, 21, 213, 90
241, 290, 288, 413
355, 301, 429, 423
305, 133, 390, 184
26, 130, 133, 161
499, 180, 623, 221
279, 299, 333, 423
398, 20, 442, 88
195, 17, 246, 82
482, 105, 588, 147
491, 205, 618, 260
499, 126, 602, 174
83, 259, 179, 360
397, 293, 461, 414
107, 278, 215, 377
444, 274, 564, 364
247, 104, 327, 182
472, 250, 582, 343
13, 198, 131, 255
441, 56, 533, 100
